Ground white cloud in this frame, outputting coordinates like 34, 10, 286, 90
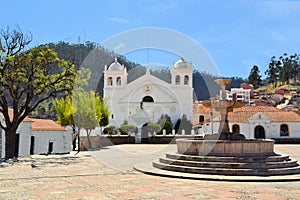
271, 31, 284, 42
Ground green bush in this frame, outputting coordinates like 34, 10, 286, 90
142, 123, 161, 136
119, 124, 138, 135
103, 126, 116, 135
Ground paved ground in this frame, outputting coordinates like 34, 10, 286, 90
0, 144, 299, 199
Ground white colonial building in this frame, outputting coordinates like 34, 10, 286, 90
1, 109, 72, 158
199, 105, 300, 140
103, 57, 194, 129
228, 106, 300, 139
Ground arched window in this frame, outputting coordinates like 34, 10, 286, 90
116, 77, 121, 86
175, 75, 180, 85
184, 75, 189, 85
280, 124, 289, 136
232, 124, 240, 133
142, 96, 154, 102
107, 77, 113, 86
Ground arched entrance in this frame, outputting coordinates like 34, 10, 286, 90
141, 123, 150, 143
254, 125, 265, 139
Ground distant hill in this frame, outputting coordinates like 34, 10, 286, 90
43, 42, 246, 100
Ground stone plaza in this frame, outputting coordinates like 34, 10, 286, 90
0, 144, 300, 199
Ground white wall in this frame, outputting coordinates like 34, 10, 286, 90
31, 130, 72, 155
229, 122, 300, 139
17, 122, 32, 157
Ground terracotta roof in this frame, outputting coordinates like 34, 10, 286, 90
31, 118, 67, 131
228, 106, 300, 123
4, 109, 33, 122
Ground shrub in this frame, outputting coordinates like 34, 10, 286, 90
142, 123, 161, 136
119, 124, 138, 136
103, 126, 116, 135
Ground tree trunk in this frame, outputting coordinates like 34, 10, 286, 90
87, 129, 91, 149
5, 127, 18, 159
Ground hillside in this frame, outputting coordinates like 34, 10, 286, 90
43, 42, 246, 100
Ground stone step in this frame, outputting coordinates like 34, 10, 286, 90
159, 157, 299, 169
153, 160, 300, 176
166, 153, 291, 163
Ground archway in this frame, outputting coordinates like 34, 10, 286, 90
254, 125, 265, 139
232, 124, 240, 133
141, 123, 150, 144
142, 96, 154, 102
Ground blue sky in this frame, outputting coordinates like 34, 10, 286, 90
2, 0, 300, 78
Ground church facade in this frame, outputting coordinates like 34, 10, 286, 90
103, 58, 194, 129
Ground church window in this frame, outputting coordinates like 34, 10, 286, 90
107, 77, 113, 86
232, 124, 240, 133
280, 124, 289, 136
175, 75, 180, 85
184, 75, 189, 85
142, 96, 154, 102
116, 77, 121, 86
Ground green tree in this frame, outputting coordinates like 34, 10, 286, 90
0, 27, 76, 159
174, 115, 193, 135
52, 96, 76, 150
265, 56, 281, 88
279, 53, 300, 84
157, 114, 173, 135
73, 91, 105, 149
98, 98, 110, 134
247, 65, 262, 89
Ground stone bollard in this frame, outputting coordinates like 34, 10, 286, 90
182, 129, 185, 135
191, 129, 195, 135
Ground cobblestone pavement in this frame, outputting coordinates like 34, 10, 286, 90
0, 144, 299, 199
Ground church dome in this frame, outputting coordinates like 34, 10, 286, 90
108, 58, 124, 71
173, 57, 191, 68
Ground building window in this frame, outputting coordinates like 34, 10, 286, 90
116, 77, 121, 86
280, 124, 289, 136
232, 124, 240, 133
107, 77, 113, 86
111, 114, 114, 119
142, 96, 154, 102
184, 75, 189, 85
175, 75, 180, 85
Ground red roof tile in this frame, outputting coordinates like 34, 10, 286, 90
4, 109, 33, 122
228, 106, 300, 123
31, 118, 66, 131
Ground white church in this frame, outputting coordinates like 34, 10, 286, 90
103, 57, 194, 129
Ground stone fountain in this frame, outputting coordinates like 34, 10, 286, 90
176, 79, 276, 157
135, 78, 300, 177
202, 79, 246, 140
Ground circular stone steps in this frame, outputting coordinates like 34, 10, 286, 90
152, 153, 300, 176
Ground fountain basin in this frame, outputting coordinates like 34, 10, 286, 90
176, 139, 275, 156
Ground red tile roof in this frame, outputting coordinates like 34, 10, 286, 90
5, 109, 33, 122
228, 106, 300, 123
31, 118, 67, 131
3, 109, 66, 131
